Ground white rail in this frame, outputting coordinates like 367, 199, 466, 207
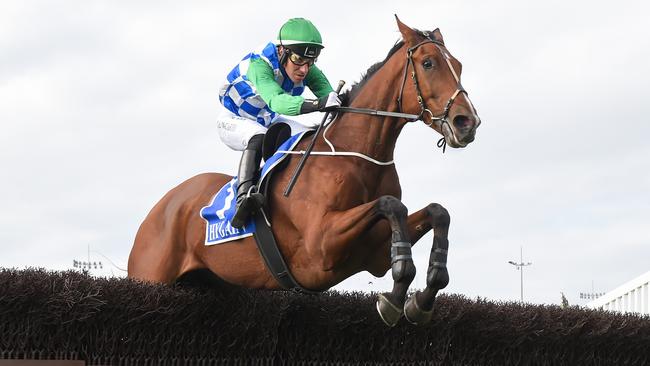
586, 270, 650, 315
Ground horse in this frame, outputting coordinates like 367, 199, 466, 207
128, 17, 481, 327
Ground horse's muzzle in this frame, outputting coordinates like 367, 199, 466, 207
446, 114, 479, 147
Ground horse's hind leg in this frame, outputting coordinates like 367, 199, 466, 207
374, 196, 417, 327
403, 203, 451, 325
128, 217, 190, 284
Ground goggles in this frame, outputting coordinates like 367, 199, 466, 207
287, 50, 316, 67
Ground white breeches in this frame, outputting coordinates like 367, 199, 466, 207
216, 106, 314, 151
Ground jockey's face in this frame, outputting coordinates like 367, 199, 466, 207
281, 47, 311, 84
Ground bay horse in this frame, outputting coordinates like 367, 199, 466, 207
128, 17, 480, 326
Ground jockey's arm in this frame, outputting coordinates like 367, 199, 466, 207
247, 58, 335, 115
247, 58, 304, 116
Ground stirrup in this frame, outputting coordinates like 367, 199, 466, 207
231, 188, 264, 229
242, 185, 264, 207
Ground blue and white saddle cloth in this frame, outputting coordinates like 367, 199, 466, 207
200, 131, 307, 246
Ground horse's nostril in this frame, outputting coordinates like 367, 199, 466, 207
453, 115, 473, 130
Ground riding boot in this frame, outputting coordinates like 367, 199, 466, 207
231, 135, 265, 229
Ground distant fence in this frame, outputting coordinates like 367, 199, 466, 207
1, 268, 650, 365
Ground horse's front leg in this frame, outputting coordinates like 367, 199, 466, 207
403, 203, 451, 325
312, 195, 415, 327
373, 196, 417, 327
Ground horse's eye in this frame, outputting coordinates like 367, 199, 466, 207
423, 59, 434, 69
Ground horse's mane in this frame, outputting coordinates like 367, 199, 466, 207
339, 29, 433, 106
339, 39, 405, 106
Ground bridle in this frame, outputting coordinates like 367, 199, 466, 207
336, 31, 472, 152
397, 31, 468, 151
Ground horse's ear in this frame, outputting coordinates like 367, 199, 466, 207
432, 28, 445, 45
395, 15, 419, 46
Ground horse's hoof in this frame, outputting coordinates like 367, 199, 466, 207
376, 293, 403, 327
404, 292, 433, 325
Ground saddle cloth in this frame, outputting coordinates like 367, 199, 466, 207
200, 130, 308, 245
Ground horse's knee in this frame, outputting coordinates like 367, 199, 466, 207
426, 203, 450, 227
377, 195, 408, 218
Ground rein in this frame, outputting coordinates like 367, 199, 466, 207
334, 106, 419, 120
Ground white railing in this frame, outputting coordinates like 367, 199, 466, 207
586, 271, 650, 315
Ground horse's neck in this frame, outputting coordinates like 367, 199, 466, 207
327, 50, 408, 163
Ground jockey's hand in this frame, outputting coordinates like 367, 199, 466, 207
299, 92, 341, 114
318, 91, 342, 112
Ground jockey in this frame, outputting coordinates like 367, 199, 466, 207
217, 18, 341, 228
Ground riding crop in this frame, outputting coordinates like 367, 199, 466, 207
283, 80, 346, 197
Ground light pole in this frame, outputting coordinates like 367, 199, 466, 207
508, 247, 532, 302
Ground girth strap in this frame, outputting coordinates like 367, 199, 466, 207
252, 209, 320, 294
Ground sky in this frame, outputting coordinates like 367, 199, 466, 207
1, 0, 649, 307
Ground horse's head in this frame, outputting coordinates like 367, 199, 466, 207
396, 17, 481, 148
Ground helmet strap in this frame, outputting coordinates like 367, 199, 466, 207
278, 22, 289, 66
279, 46, 289, 66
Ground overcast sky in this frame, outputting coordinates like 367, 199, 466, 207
1, 0, 649, 306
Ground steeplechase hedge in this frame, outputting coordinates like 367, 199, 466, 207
1, 268, 649, 365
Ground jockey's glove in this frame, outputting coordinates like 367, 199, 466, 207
320, 91, 342, 112
300, 91, 341, 114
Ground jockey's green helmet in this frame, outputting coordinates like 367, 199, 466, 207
277, 18, 324, 59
